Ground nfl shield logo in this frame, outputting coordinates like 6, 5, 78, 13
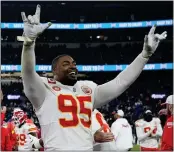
81, 86, 92, 95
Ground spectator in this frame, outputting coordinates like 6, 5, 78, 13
160, 95, 173, 151
111, 110, 133, 151
1, 122, 12, 151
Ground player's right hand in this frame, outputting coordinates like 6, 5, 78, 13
17, 4, 52, 44
158, 108, 168, 115
94, 126, 114, 143
142, 25, 167, 58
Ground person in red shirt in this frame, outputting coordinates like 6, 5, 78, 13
1, 123, 13, 151
1, 90, 12, 151
160, 95, 173, 151
159, 95, 172, 119
7, 121, 17, 150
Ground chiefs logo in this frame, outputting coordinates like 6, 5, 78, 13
81, 86, 92, 95
52, 86, 61, 91
48, 78, 56, 84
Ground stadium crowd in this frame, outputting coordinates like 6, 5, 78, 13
1, 41, 173, 65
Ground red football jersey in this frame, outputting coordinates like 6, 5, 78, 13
7, 122, 17, 149
160, 115, 173, 151
1, 113, 5, 125
1, 125, 12, 151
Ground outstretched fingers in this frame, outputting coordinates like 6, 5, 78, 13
35, 4, 41, 22
148, 24, 157, 36
21, 12, 27, 23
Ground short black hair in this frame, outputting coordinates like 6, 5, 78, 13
51, 54, 70, 72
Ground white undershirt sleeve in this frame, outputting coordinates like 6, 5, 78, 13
21, 43, 46, 110
93, 53, 149, 108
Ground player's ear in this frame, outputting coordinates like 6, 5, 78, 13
52, 66, 57, 75
168, 104, 173, 113
52, 69, 59, 80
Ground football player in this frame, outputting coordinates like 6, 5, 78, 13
12, 108, 38, 151
23, 110, 115, 151
135, 110, 163, 151
20, 4, 167, 150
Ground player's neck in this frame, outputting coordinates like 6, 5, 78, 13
63, 81, 77, 86
53, 76, 77, 86
57, 78, 77, 86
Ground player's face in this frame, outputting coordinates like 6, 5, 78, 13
54, 56, 78, 85
168, 104, 173, 114
114, 114, 119, 120
12, 116, 20, 127
144, 112, 153, 122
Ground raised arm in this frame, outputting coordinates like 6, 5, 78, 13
20, 5, 52, 110
21, 43, 45, 109
94, 25, 167, 108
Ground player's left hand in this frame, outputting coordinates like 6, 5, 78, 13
94, 126, 114, 143
17, 4, 52, 45
142, 25, 167, 58
158, 108, 168, 115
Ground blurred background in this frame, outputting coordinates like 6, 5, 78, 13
1, 1, 173, 140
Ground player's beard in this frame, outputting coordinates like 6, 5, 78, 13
62, 75, 78, 86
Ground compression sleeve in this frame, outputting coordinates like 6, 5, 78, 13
21, 43, 46, 110
93, 53, 148, 108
